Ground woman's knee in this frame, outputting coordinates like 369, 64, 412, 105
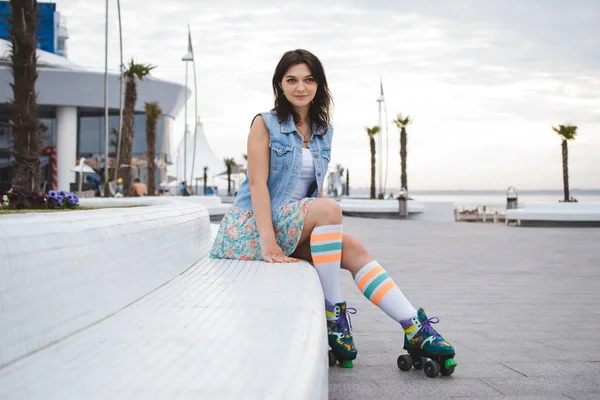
312, 198, 342, 224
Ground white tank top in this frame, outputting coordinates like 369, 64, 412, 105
290, 148, 316, 203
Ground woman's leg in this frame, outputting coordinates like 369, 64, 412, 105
295, 226, 418, 323
295, 199, 416, 322
292, 198, 354, 363
294, 198, 345, 305
294, 200, 454, 360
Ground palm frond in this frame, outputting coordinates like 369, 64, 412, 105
144, 102, 163, 119
365, 126, 380, 137
124, 59, 156, 80
224, 157, 237, 167
553, 124, 578, 141
393, 113, 412, 128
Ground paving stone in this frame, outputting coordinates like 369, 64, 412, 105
504, 361, 600, 377
562, 391, 600, 400
330, 217, 600, 400
480, 376, 599, 396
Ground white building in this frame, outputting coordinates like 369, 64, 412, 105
0, 38, 189, 194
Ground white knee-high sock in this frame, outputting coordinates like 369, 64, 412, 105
355, 260, 417, 323
310, 224, 344, 304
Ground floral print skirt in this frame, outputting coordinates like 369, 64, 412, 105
209, 197, 316, 261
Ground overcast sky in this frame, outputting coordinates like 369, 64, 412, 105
60, 0, 600, 190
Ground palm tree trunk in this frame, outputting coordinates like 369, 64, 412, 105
146, 115, 156, 196
119, 77, 137, 196
370, 137, 376, 199
562, 140, 569, 202
203, 167, 207, 196
227, 165, 231, 196
10, 0, 42, 195
400, 127, 407, 192
346, 169, 350, 196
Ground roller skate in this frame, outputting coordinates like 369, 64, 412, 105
397, 307, 457, 378
326, 300, 357, 368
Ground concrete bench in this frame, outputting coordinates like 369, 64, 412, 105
79, 195, 231, 221
340, 198, 425, 218
0, 202, 327, 399
506, 202, 600, 227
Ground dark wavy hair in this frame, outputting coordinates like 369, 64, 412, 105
271, 49, 333, 133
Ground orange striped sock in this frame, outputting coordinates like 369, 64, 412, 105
310, 224, 344, 304
354, 260, 417, 322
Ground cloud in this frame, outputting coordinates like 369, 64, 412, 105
59, 0, 600, 190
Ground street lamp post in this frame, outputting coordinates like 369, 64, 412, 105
103, 0, 109, 184
181, 28, 194, 188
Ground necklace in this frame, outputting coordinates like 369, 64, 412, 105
296, 123, 312, 146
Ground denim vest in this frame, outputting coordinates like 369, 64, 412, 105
233, 111, 333, 214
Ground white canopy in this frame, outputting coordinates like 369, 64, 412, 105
172, 117, 225, 184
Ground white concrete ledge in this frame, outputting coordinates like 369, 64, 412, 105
79, 195, 231, 220
506, 202, 600, 226
0, 203, 211, 367
340, 198, 460, 222
0, 205, 328, 399
341, 198, 425, 215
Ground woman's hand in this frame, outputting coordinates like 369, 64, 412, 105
261, 240, 299, 263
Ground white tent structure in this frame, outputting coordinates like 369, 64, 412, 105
172, 117, 225, 193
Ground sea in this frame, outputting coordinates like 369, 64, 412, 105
346, 188, 600, 212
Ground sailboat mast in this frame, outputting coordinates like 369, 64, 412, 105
376, 78, 385, 198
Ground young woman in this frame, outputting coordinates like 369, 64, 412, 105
210, 49, 456, 375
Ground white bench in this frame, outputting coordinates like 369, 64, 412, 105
340, 198, 425, 218
0, 202, 327, 399
79, 196, 232, 221
506, 202, 600, 226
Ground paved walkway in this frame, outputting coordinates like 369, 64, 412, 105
330, 217, 600, 400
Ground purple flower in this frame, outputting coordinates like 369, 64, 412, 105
66, 194, 79, 205
59, 191, 66, 197
52, 195, 64, 207
48, 190, 57, 198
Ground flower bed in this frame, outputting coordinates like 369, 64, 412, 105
1, 188, 80, 211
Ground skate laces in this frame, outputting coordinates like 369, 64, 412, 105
421, 316, 440, 338
337, 307, 357, 333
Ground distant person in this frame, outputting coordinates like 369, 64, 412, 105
209, 49, 456, 373
132, 178, 148, 197
115, 177, 123, 195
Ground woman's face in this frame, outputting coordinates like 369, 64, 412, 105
280, 63, 318, 109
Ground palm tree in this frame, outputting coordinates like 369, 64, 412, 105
346, 168, 350, 196
145, 102, 162, 196
552, 124, 578, 202
9, 0, 42, 195
202, 166, 208, 196
118, 60, 155, 196
366, 126, 380, 199
224, 157, 236, 196
393, 114, 412, 194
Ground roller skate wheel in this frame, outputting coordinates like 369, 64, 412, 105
397, 354, 413, 371
424, 359, 440, 378
441, 358, 457, 376
412, 356, 426, 370
339, 359, 353, 368
444, 358, 457, 369
328, 350, 336, 367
